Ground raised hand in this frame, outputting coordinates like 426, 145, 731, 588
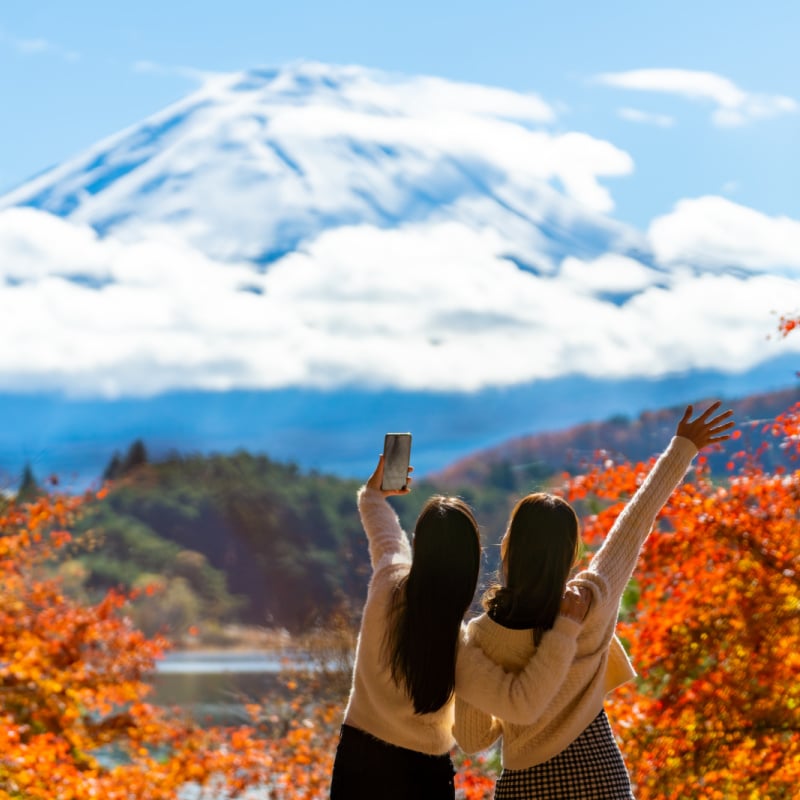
676, 401, 735, 450
366, 454, 413, 496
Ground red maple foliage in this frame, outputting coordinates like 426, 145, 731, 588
0, 492, 279, 799
560, 403, 800, 799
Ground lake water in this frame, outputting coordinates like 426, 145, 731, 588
152, 650, 323, 724
156, 650, 300, 674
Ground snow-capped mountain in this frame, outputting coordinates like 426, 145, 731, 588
0, 61, 798, 485
2, 62, 637, 266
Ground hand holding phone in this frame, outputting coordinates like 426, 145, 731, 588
381, 432, 412, 491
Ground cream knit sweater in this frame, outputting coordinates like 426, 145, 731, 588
342, 486, 584, 756
454, 435, 698, 769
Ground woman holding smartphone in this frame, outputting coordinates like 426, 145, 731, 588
330, 449, 592, 800
454, 401, 734, 799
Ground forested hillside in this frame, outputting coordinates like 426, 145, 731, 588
54, 449, 365, 634
431, 386, 800, 488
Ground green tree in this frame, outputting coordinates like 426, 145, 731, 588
17, 463, 42, 503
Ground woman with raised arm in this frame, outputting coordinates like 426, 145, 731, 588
454, 401, 734, 799
330, 452, 592, 800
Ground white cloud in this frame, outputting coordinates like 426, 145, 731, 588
0, 207, 111, 281
348, 68, 557, 124
649, 195, 800, 273
617, 107, 675, 127
132, 60, 214, 83
558, 254, 664, 293
259, 86, 630, 214
16, 37, 49, 54
3, 33, 79, 61
1, 207, 798, 398
594, 68, 798, 126
721, 181, 739, 196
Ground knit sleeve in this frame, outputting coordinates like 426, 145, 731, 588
455, 615, 581, 725
357, 485, 411, 570
583, 435, 697, 610
453, 696, 502, 754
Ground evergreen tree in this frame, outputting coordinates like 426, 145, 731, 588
17, 463, 42, 503
121, 439, 148, 475
103, 451, 123, 482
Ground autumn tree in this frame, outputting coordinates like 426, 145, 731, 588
0, 491, 278, 799
561, 403, 800, 799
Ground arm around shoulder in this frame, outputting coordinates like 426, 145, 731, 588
455, 614, 581, 726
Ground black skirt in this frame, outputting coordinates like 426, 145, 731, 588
330, 723, 456, 800
494, 710, 635, 799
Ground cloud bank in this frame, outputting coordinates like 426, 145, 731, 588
0, 200, 797, 398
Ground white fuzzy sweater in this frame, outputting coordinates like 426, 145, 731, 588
454, 436, 697, 769
342, 486, 584, 756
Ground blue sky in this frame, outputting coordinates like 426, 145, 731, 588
2, 0, 799, 230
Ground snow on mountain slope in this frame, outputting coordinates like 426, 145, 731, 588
0, 61, 798, 400
0, 62, 635, 265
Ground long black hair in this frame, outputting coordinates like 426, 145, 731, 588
385, 495, 481, 715
483, 493, 581, 644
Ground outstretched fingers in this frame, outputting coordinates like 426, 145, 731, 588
677, 401, 736, 449
706, 411, 735, 443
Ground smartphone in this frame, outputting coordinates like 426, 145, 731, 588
381, 432, 412, 491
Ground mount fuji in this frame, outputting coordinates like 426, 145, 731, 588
1, 61, 798, 487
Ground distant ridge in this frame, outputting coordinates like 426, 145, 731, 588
429, 385, 800, 488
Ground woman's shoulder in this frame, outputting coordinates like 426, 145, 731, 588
460, 613, 537, 673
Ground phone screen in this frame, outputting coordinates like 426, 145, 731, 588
381, 433, 412, 491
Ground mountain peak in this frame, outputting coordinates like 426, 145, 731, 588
0, 61, 634, 267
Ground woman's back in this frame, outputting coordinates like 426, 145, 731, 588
332, 448, 490, 800
342, 485, 468, 754
456, 433, 704, 766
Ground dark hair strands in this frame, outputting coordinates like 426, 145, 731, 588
483, 493, 581, 646
384, 495, 481, 715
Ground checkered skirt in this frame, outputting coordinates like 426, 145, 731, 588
494, 710, 635, 799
